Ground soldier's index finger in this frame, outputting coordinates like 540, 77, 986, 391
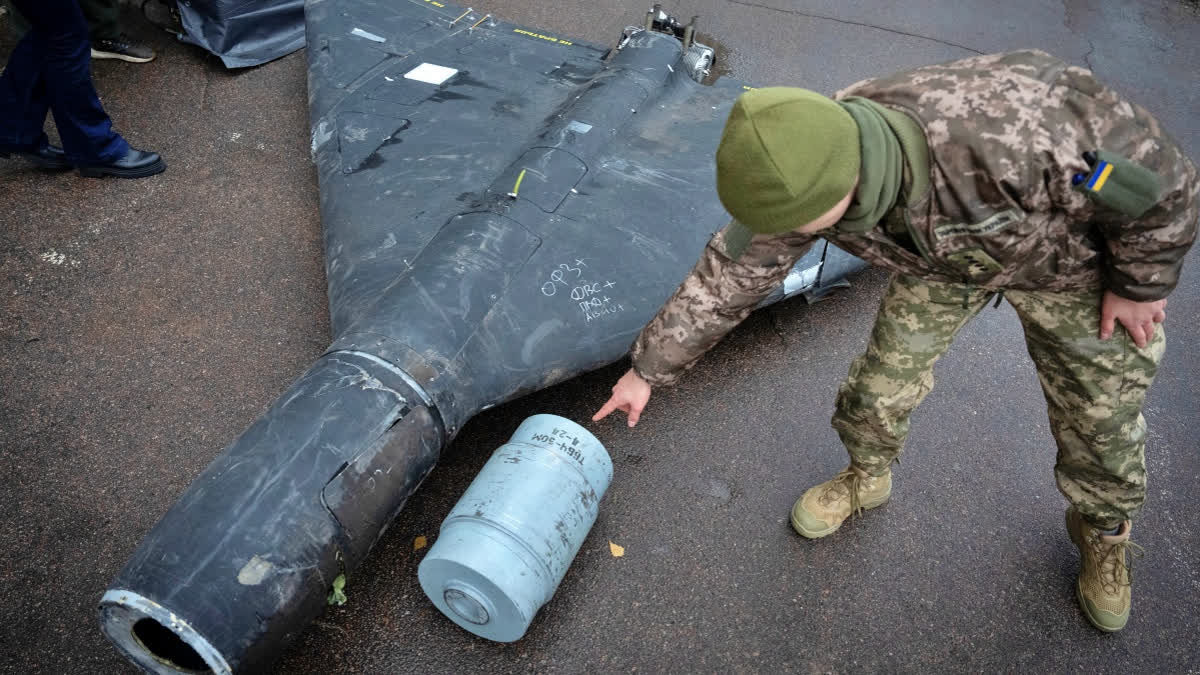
592, 399, 617, 421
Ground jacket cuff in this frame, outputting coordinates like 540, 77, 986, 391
1103, 263, 1179, 302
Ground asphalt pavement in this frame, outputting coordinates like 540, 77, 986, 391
2, 1, 1199, 673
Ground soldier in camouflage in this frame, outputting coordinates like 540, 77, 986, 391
592, 50, 1198, 632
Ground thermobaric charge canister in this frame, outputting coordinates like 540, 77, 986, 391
418, 414, 613, 641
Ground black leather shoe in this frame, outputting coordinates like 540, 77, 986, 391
78, 148, 167, 179
0, 144, 72, 170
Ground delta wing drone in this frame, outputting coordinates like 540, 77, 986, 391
100, 2, 866, 672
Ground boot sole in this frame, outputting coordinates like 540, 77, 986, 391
790, 491, 890, 539
91, 49, 156, 64
79, 158, 167, 179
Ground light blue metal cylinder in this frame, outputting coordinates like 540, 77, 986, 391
418, 414, 612, 641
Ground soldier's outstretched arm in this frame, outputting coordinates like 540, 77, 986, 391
592, 222, 816, 427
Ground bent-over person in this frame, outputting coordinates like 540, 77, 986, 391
593, 50, 1198, 633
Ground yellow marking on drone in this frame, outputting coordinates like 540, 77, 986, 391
511, 169, 527, 197
513, 28, 573, 45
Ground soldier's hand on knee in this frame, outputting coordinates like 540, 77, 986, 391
592, 368, 652, 428
1100, 290, 1167, 348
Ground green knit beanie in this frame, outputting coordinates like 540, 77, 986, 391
715, 87, 861, 235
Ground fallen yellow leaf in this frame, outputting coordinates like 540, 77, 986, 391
414, 535, 428, 551
609, 541, 625, 557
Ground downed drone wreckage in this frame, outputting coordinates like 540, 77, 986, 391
98, 2, 866, 672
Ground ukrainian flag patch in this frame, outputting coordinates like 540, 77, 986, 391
1073, 150, 1163, 218
1086, 160, 1114, 192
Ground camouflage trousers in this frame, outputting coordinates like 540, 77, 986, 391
832, 274, 1164, 528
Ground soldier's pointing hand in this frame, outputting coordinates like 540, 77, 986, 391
592, 368, 652, 427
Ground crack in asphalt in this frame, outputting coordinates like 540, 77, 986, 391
728, 0, 984, 55
1081, 38, 1096, 70
199, 67, 212, 112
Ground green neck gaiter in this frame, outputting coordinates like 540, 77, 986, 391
836, 97, 906, 233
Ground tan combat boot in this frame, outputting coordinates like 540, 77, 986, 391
1065, 506, 1142, 632
790, 465, 891, 538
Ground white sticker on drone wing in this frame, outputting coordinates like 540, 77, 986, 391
404, 63, 459, 85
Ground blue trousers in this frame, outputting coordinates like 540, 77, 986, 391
0, 0, 128, 163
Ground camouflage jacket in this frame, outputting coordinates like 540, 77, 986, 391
631, 50, 1199, 386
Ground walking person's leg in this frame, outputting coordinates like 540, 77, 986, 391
0, 27, 65, 166
6, 0, 126, 163
3, 0, 164, 177
80, 0, 120, 43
